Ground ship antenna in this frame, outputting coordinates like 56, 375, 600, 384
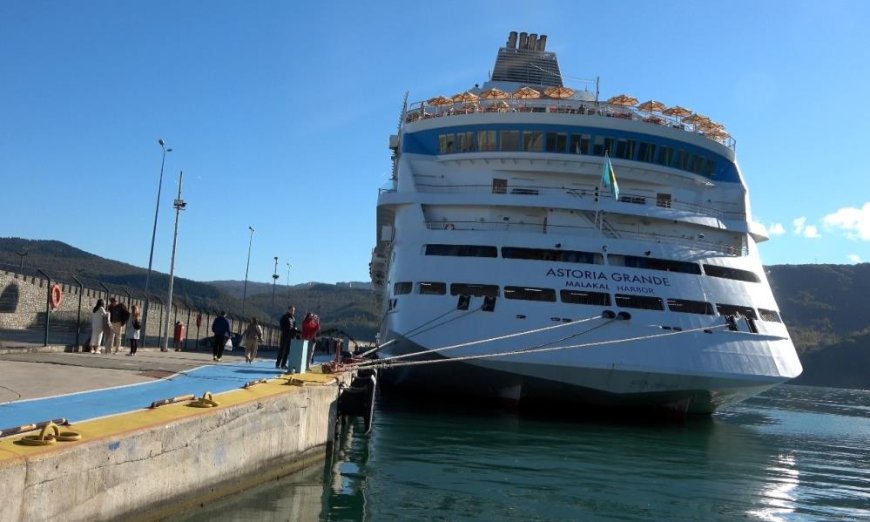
398, 91, 409, 132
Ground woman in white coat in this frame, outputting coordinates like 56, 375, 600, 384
89, 299, 108, 353
126, 304, 141, 355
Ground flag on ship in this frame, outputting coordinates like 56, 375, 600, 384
602, 152, 619, 200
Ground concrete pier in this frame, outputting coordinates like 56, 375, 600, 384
0, 350, 348, 521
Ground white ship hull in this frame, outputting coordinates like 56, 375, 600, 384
371, 31, 802, 415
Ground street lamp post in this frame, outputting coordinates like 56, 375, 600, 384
161, 171, 187, 351
143, 138, 172, 347
271, 256, 279, 311
286, 262, 291, 296
241, 226, 255, 318
15, 251, 27, 272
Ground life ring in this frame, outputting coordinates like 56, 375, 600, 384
444, 223, 455, 230
50, 284, 63, 310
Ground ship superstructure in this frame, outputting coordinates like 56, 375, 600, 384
370, 31, 801, 414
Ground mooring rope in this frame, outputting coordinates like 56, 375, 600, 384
356, 312, 606, 367
365, 323, 731, 370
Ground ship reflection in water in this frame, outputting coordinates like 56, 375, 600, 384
179, 385, 869, 521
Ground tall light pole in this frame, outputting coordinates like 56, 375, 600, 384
15, 251, 27, 272
286, 262, 291, 298
241, 226, 255, 318
161, 171, 187, 351
271, 256, 279, 311
143, 138, 172, 347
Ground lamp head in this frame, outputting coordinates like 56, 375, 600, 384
159, 138, 165, 147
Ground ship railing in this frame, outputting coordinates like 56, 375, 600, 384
413, 182, 745, 221
404, 99, 736, 150
425, 219, 746, 256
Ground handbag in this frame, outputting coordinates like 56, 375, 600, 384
133, 320, 141, 330
225, 337, 234, 351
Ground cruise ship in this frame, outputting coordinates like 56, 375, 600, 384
369, 31, 802, 414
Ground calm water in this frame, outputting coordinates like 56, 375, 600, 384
181, 385, 870, 521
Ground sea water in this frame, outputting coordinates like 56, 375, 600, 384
180, 385, 870, 521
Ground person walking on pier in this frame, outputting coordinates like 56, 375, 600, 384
126, 304, 141, 355
212, 311, 231, 362
276, 305, 297, 369
106, 297, 129, 354
243, 318, 264, 364
88, 299, 108, 353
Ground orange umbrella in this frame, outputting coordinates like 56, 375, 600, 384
637, 100, 666, 112
544, 86, 575, 99
607, 94, 638, 106
663, 105, 692, 117
682, 113, 711, 126
479, 87, 509, 100
512, 86, 542, 99
427, 96, 454, 107
452, 91, 479, 103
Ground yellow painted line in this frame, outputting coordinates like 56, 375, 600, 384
0, 371, 342, 463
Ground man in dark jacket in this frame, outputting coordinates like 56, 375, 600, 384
276, 305, 296, 369
211, 311, 231, 362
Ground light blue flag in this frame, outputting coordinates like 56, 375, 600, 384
602, 153, 619, 200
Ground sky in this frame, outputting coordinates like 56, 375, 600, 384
1, 1, 868, 286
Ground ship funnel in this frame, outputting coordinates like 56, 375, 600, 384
507, 31, 518, 49
538, 34, 547, 50
529, 33, 538, 50
519, 32, 528, 50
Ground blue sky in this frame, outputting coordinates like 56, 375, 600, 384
1, 1, 868, 285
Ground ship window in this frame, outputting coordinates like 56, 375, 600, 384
570, 133, 591, 155
657, 146, 673, 166
619, 195, 646, 205
609, 254, 701, 275
667, 298, 714, 315
425, 244, 498, 257
758, 308, 782, 323
393, 282, 412, 295
603, 137, 615, 156
704, 159, 716, 178
439, 134, 455, 154
656, 193, 672, 208
418, 282, 447, 295
523, 131, 544, 151
672, 149, 689, 170
502, 247, 604, 264
459, 132, 477, 152
689, 154, 705, 174
560, 290, 611, 306
492, 178, 507, 194
504, 286, 556, 302
703, 264, 760, 283
479, 130, 497, 151
593, 136, 605, 156
715, 303, 758, 320
638, 142, 656, 163
545, 132, 567, 153
450, 283, 499, 297
614, 139, 635, 160
500, 130, 520, 151
615, 294, 664, 310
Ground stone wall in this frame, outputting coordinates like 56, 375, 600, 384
0, 270, 276, 349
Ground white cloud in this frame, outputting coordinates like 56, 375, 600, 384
768, 223, 786, 236
792, 217, 806, 235
803, 225, 821, 238
822, 202, 870, 241
847, 254, 862, 264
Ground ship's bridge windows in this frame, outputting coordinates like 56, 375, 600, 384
523, 131, 544, 151
560, 290, 611, 306
703, 264, 761, 283
545, 132, 568, 153
505, 286, 557, 302
439, 134, 455, 154
715, 303, 758, 320
614, 138, 635, 160
450, 283, 500, 297
758, 308, 783, 323
479, 130, 497, 151
657, 146, 674, 166
418, 282, 447, 295
570, 133, 591, 154
608, 254, 702, 275
615, 294, 665, 311
393, 282, 412, 295
638, 142, 656, 163
667, 298, 714, 315
502, 246, 604, 264
425, 244, 498, 257
459, 131, 477, 152
500, 130, 520, 151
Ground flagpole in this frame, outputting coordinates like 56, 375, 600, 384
594, 151, 609, 231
